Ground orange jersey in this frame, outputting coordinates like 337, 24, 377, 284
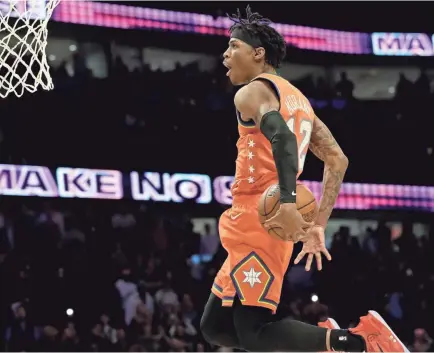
231, 73, 315, 201
212, 74, 314, 313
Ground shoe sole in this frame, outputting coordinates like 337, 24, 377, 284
368, 310, 409, 353
327, 318, 340, 329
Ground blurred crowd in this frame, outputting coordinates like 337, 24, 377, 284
0, 199, 433, 352
0, 53, 432, 185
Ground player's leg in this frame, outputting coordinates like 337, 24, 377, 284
200, 292, 241, 349
230, 272, 407, 352
221, 240, 361, 352
215, 206, 354, 351
219, 200, 407, 352
200, 255, 241, 349
222, 228, 364, 352
232, 299, 365, 352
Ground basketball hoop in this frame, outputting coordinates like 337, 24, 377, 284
0, 0, 60, 98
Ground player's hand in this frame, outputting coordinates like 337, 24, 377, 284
294, 225, 332, 271
263, 203, 313, 242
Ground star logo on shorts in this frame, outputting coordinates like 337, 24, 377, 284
243, 267, 262, 288
230, 252, 275, 305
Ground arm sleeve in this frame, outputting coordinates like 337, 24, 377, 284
260, 111, 298, 203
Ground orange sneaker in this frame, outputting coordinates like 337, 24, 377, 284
318, 318, 341, 352
318, 318, 340, 330
349, 310, 409, 352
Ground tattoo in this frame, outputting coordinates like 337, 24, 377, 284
309, 117, 348, 227
308, 118, 340, 161
317, 165, 346, 226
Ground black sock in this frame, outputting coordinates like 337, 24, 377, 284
330, 329, 366, 352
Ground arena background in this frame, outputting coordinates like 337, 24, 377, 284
0, 1, 433, 351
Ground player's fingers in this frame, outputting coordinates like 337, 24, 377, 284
305, 253, 313, 271
294, 250, 306, 264
322, 247, 332, 261
315, 252, 322, 271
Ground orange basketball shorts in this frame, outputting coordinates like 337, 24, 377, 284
211, 194, 294, 314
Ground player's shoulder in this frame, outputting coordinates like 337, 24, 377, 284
235, 80, 276, 109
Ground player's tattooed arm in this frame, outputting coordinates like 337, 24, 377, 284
309, 116, 349, 227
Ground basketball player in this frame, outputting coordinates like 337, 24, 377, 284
200, 7, 408, 353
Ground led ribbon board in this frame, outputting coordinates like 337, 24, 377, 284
372, 32, 434, 56
48, 1, 371, 54
1, 164, 433, 212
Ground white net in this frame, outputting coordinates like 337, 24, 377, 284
0, 0, 60, 98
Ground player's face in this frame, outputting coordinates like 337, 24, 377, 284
223, 39, 257, 86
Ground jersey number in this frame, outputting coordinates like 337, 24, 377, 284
286, 117, 313, 171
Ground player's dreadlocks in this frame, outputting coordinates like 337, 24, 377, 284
227, 5, 286, 68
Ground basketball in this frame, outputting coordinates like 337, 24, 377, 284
258, 183, 318, 239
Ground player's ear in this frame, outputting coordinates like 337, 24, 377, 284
253, 47, 266, 62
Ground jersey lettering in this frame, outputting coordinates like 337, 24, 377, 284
286, 117, 313, 172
